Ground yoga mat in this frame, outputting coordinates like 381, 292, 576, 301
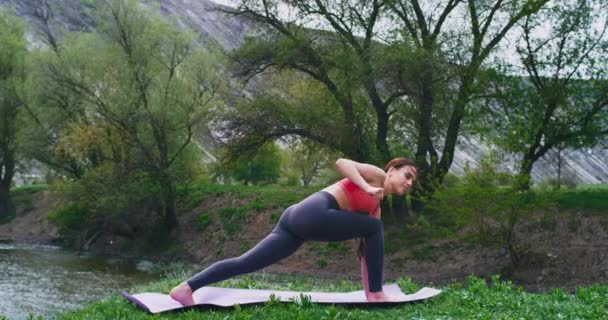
122, 283, 442, 313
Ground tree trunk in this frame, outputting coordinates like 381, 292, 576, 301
389, 196, 414, 223
0, 154, 16, 220
517, 155, 535, 191
158, 171, 178, 232
556, 148, 562, 190
0, 185, 15, 221
412, 66, 439, 212
376, 111, 391, 163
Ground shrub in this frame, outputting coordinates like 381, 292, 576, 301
425, 155, 554, 267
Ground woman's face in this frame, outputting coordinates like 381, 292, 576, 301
386, 165, 417, 195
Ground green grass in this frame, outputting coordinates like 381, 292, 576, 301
176, 184, 317, 213
10, 184, 50, 195
46, 274, 608, 320
178, 184, 317, 235
552, 186, 608, 213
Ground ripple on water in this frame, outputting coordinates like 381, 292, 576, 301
0, 243, 161, 320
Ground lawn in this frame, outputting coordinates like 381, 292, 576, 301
48, 273, 608, 320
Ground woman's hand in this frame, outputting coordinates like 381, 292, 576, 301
365, 186, 384, 201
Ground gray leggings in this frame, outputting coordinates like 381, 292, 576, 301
186, 191, 384, 292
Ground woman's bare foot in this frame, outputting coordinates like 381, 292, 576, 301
169, 282, 195, 306
366, 290, 398, 302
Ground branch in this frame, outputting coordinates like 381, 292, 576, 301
480, 0, 505, 38
519, 16, 545, 91
389, 1, 421, 46
312, 0, 362, 54
431, 0, 463, 39
563, 20, 608, 85
410, 0, 430, 36
480, 0, 550, 60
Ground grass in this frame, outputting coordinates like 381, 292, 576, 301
176, 184, 318, 214
178, 184, 317, 235
43, 274, 608, 320
553, 185, 608, 213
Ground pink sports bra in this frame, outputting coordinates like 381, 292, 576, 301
337, 178, 380, 217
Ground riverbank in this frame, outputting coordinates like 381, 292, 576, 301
3, 185, 608, 293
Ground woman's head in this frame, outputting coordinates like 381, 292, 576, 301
383, 158, 417, 195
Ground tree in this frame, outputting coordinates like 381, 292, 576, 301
221, 0, 408, 165
21, 0, 96, 179
220, 0, 551, 211
387, 0, 550, 202
0, 9, 27, 220
286, 138, 336, 186
480, 0, 608, 189
37, 0, 222, 232
221, 142, 283, 185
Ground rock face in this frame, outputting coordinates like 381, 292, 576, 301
450, 137, 608, 184
4, 0, 606, 185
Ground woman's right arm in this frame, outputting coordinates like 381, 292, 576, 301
335, 158, 385, 198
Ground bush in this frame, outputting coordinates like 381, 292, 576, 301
216, 142, 283, 185
536, 174, 578, 191
425, 155, 554, 267
49, 165, 163, 248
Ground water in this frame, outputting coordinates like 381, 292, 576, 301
0, 242, 162, 319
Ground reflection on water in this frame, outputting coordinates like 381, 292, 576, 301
0, 242, 162, 319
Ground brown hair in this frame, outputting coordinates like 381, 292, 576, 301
383, 157, 416, 172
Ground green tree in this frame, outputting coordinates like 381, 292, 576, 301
36, 0, 222, 232
22, 0, 97, 179
221, 0, 550, 212
220, 142, 283, 185
479, 0, 608, 189
0, 9, 27, 220
387, 0, 550, 203
221, 0, 408, 165
285, 138, 336, 186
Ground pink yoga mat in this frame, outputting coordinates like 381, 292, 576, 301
122, 283, 442, 313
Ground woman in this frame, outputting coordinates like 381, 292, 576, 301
170, 157, 417, 305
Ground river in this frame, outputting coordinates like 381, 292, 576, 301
0, 241, 162, 320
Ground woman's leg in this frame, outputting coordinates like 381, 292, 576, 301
186, 225, 304, 291
312, 209, 385, 292
283, 193, 385, 292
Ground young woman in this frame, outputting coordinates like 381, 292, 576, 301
170, 157, 417, 305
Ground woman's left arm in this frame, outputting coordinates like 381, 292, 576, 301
360, 256, 371, 296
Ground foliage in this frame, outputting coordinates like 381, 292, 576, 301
0, 8, 27, 220
216, 142, 283, 185
177, 183, 317, 236
24, 0, 223, 236
425, 154, 555, 267
283, 138, 338, 186
48, 164, 161, 248
554, 188, 608, 212
476, 0, 608, 189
